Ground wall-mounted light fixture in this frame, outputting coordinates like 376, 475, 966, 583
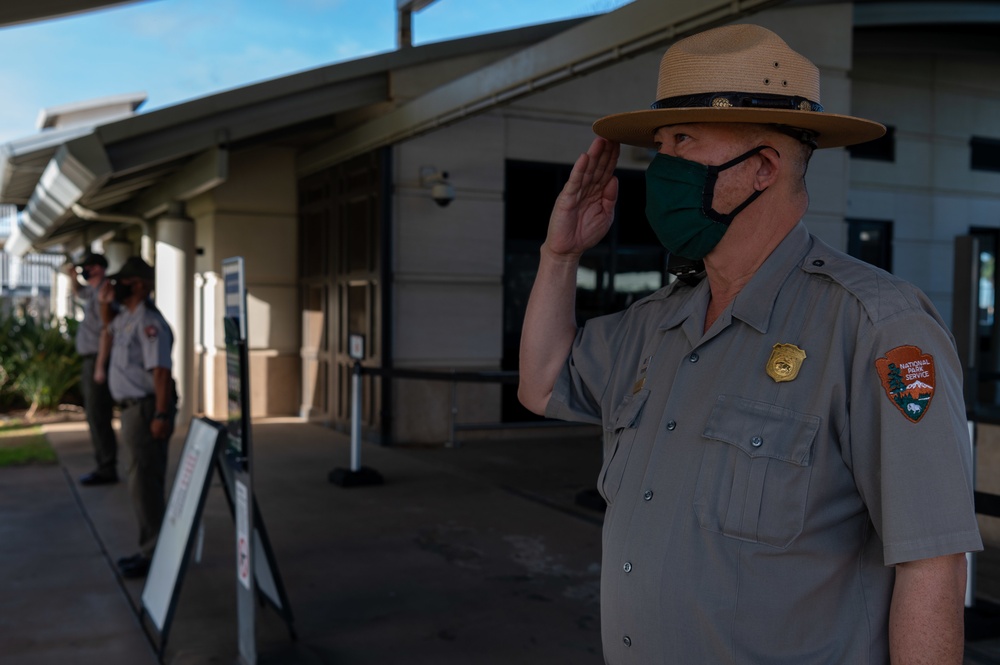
419, 165, 455, 207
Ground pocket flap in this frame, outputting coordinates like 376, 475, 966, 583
703, 395, 820, 466
607, 388, 651, 432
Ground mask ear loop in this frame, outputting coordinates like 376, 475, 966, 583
702, 145, 780, 225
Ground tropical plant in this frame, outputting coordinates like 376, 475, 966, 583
0, 313, 82, 419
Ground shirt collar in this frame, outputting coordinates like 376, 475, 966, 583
659, 277, 710, 333
730, 222, 812, 334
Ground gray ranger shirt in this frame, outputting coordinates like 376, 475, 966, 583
547, 222, 982, 664
108, 299, 173, 402
74, 282, 104, 356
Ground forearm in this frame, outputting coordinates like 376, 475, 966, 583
889, 553, 967, 664
100, 301, 115, 325
95, 328, 111, 382
152, 367, 173, 414
517, 244, 582, 415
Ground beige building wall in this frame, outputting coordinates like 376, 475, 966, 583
392, 115, 506, 443
849, 34, 1000, 325
192, 144, 300, 419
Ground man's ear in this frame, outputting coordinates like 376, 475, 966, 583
753, 147, 781, 191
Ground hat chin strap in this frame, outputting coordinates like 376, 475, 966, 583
771, 124, 818, 149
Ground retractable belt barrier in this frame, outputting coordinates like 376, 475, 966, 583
328, 364, 581, 488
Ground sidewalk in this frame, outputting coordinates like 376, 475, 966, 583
5, 418, 606, 664
5, 417, 1000, 664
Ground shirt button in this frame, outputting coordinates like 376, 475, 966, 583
751, 436, 763, 447
813, 259, 825, 267
623, 561, 632, 573
643, 489, 653, 501
666, 420, 676, 431
623, 636, 632, 647
689, 353, 699, 363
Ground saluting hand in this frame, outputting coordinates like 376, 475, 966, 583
544, 137, 620, 260
98, 279, 114, 304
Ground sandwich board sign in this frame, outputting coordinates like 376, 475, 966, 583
138, 417, 295, 659
140, 418, 226, 656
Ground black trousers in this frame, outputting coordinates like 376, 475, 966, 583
80, 355, 117, 475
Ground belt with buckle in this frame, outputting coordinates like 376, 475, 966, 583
119, 395, 155, 409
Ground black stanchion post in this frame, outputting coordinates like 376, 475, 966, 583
329, 360, 383, 487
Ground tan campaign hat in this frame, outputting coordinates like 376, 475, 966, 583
592, 24, 885, 149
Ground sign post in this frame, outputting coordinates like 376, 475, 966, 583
222, 257, 256, 665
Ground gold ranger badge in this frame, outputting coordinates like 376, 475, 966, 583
766, 343, 807, 383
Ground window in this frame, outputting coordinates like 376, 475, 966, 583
846, 219, 893, 272
970, 228, 1000, 415
971, 136, 1000, 173
847, 125, 895, 162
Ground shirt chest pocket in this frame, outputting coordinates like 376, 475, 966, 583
693, 395, 820, 549
598, 388, 651, 506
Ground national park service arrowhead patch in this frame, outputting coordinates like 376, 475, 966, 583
875, 345, 935, 423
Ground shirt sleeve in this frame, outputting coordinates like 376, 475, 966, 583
545, 309, 628, 426
848, 305, 982, 565
140, 313, 173, 371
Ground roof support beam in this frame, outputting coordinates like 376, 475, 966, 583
130, 147, 228, 219
298, 0, 786, 175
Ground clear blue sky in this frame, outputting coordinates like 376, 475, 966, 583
0, 0, 632, 144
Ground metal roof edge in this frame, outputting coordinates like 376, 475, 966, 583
91, 17, 587, 148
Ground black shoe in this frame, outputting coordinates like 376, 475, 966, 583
117, 553, 144, 568
119, 556, 151, 579
80, 471, 118, 486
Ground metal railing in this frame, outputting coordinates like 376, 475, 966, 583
0, 251, 64, 291
357, 364, 580, 448
336, 363, 584, 482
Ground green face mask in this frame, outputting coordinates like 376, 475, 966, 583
644, 146, 773, 260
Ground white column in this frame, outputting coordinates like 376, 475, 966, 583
155, 205, 196, 424
103, 239, 132, 275
52, 265, 72, 320
201, 271, 222, 418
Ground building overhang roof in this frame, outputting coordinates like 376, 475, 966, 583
0, 1, 147, 29
2, 19, 578, 255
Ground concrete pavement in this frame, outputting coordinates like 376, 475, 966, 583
5, 417, 1000, 663
6, 418, 606, 664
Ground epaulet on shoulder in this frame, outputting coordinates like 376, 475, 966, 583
632, 276, 698, 309
801, 243, 922, 324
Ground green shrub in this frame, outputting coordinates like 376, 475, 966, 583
0, 313, 82, 418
